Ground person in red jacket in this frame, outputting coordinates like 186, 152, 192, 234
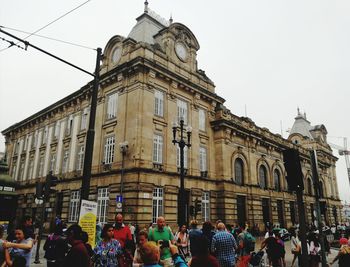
113, 213, 132, 249
63, 224, 91, 267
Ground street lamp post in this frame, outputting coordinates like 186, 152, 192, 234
172, 117, 191, 226
119, 141, 129, 200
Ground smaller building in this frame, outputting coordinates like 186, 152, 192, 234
0, 157, 17, 225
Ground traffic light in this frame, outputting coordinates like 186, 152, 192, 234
282, 149, 304, 191
195, 199, 202, 213
35, 182, 44, 199
44, 171, 58, 199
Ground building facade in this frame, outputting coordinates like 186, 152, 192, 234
1, 6, 342, 230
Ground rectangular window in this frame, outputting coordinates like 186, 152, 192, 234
76, 145, 85, 171
152, 187, 163, 223
19, 161, 25, 181
199, 108, 206, 131
177, 99, 188, 125
54, 121, 60, 139
66, 115, 74, 136
106, 92, 118, 120
12, 164, 17, 180
202, 192, 210, 222
81, 107, 90, 131
32, 131, 38, 149
38, 156, 45, 177
42, 126, 49, 145
62, 150, 69, 173
237, 195, 247, 226
97, 188, 109, 224
176, 145, 188, 169
23, 136, 28, 152
27, 159, 34, 180
199, 147, 207, 172
49, 153, 56, 172
154, 90, 164, 117
104, 136, 115, 164
153, 134, 163, 164
69, 191, 80, 222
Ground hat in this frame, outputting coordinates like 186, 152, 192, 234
339, 238, 348, 245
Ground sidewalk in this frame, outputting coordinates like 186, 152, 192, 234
30, 239, 46, 267
255, 237, 339, 267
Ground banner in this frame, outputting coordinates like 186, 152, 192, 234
79, 200, 97, 247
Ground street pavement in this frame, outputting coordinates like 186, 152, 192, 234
29, 237, 340, 267
254, 237, 339, 267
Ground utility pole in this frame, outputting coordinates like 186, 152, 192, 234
81, 48, 102, 200
310, 150, 328, 267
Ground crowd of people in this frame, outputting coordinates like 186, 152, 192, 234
1, 214, 350, 267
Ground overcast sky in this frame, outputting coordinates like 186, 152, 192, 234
1, 0, 349, 203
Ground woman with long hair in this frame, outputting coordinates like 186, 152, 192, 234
93, 224, 122, 267
308, 232, 321, 267
174, 224, 189, 258
290, 229, 301, 267
3, 225, 33, 267
133, 230, 148, 266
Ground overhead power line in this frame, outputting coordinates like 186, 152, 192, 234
0, 0, 92, 52
0, 26, 95, 50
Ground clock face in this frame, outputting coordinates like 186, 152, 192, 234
175, 42, 188, 61
112, 47, 122, 63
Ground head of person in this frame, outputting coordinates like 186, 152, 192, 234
101, 224, 114, 240
14, 226, 26, 242
66, 224, 83, 244
202, 221, 213, 233
217, 222, 226, 231
0, 224, 4, 239
137, 230, 148, 246
22, 216, 32, 227
81, 231, 89, 243
54, 223, 64, 235
140, 242, 160, 264
115, 213, 124, 228
340, 237, 348, 246
179, 224, 187, 233
156, 217, 165, 230
190, 220, 198, 229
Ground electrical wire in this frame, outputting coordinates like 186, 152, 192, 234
0, 26, 95, 50
0, 0, 92, 52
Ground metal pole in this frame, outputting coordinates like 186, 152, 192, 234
178, 119, 185, 227
81, 47, 102, 201
34, 201, 45, 264
310, 150, 328, 267
295, 188, 310, 267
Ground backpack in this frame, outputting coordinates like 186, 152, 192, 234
243, 232, 256, 252
44, 235, 59, 260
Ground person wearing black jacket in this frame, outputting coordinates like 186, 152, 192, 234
43, 223, 68, 267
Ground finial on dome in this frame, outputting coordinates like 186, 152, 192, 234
169, 13, 173, 24
144, 0, 149, 13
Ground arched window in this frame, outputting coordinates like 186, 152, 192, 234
274, 169, 281, 191
234, 158, 244, 185
259, 165, 268, 190
319, 181, 324, 198
307, 178, 313, 195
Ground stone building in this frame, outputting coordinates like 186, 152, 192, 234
1, 4, 342, 230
